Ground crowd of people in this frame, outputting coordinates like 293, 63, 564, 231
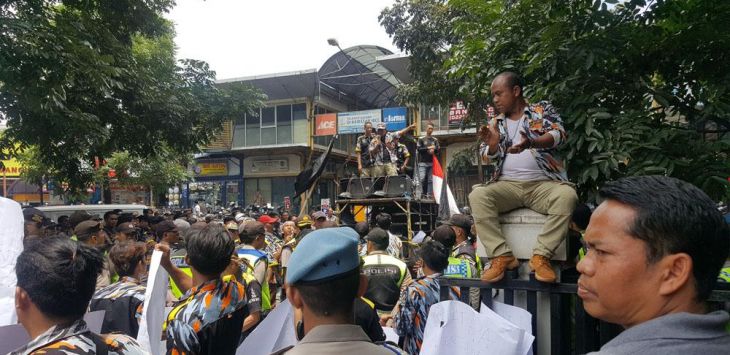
8, 71, 730, 355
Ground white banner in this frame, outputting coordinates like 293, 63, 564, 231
337, 109, 381, 134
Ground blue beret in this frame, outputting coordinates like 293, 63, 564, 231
286, 227, 360, 284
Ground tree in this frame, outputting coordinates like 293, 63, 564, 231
0, 0, 264, 194
381, 0, 730, 201
98, 147, 191, 201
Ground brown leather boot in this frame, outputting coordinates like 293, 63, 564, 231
481, 255, 519, 282
529, 255, 557, 283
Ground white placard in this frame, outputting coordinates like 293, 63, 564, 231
136, 250, 169, 355
420, 300, 528, 355
0, 197, 23, 327
237, 300, 296, 355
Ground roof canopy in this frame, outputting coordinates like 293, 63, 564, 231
318, 45, 401, 109
217, 45, 403, 109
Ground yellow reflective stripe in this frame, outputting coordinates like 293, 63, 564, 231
361, 297, 375, 309
718, 267, 730, 282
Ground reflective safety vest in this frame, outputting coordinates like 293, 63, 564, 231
718, 267, 730, 283
237, 248, 271, 312
443, 256, 473, 278
362, 253, 408, 311
170, 255, 193, 299
453, 242, 482, 274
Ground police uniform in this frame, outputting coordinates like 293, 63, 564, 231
278, 227, 404, 355
362, 228, 411, 312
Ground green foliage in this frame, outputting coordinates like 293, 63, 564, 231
381, 0, 730, 201
0, 0, 265, 194
98, 147, 191, 197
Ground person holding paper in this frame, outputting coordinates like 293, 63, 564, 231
275, 227, 403, 354
10, 237, 146, 355
388, 240, 460, 355
89, 241, 148, 338
578, 176, 730, 354
162, 224, 248, 355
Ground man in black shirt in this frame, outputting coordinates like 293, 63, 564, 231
417, 122, 440, 198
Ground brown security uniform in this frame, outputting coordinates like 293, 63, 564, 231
275, 324, 403, 355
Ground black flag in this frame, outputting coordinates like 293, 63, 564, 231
295, 135, 338, 197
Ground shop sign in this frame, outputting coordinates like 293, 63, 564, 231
0, 152, 22, 177
383, 107, 407, 131
314, 113, 337, 136
195, 161, 228, 176
0, 158, 21, 177
337, 109, 381, 134
251, 159, 288, 173
448, 101, 468, 125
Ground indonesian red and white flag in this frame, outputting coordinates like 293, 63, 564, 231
432, 155, 460, 216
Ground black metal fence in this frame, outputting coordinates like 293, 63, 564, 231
439, 273, 730, 355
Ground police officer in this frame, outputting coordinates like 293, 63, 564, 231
22, 207, 51, 242
362, 228, 412, 313
443, 214, 482, 273
277, 227, 403, 354
237, 221, 272, 313
430, 224, 481, 308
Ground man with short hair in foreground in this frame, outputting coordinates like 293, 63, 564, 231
579, 176, 730, 354
11, 237, 145, 354
277, 227, 403, 354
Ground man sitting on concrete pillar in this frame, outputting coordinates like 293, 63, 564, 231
469, 71, 577, 283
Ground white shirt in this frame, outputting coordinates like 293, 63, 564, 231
500, 118, 549, 181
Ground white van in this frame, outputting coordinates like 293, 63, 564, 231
37, 204, 149, 222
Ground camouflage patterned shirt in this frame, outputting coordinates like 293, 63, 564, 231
9, 319, 146, 355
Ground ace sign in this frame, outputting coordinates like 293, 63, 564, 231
315, 113, 337, 136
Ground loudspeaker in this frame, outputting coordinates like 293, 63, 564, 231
339, 177, 373, 199
369, 175, 411, 198
368, 176, 387, 197
382, 175, 412, 197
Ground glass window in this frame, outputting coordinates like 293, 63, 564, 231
293, 103, 307, 120
233, 123, 245, 148
271, 177, 296, 208
245, 178, 273, 206
277, 105, 292, 144
246, 110, 260, 147
226, 181, 240, 206
261, 107, 275, 127
261, 127, 276, 145
293, 103, 308, 144
293, 119, 308, 144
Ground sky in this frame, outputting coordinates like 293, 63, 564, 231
166, 0, 402, 80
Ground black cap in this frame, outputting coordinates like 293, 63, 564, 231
114, 223, 137, 234
69, 210, 93, 228
364, 227, 389, 244
154, 220, 178, 235
241, 221, 266, 238
442, 214, 474, 237
74, 220, 103, 237
23, 207, 51, 226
